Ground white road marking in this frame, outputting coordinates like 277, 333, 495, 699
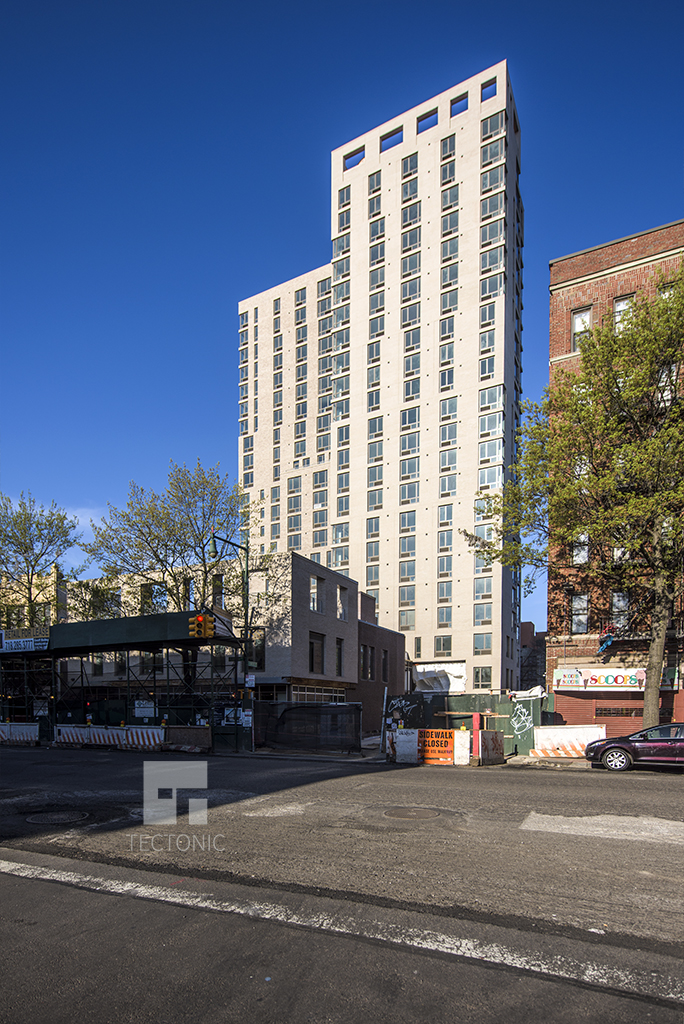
520, 812, 684, 845
242, 802, 310, 817
1, 858, 683, 1003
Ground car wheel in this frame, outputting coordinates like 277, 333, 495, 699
602, 748, 632, 772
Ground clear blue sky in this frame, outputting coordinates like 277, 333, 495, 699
2, 0, 683, 628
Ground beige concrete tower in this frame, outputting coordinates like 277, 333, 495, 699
238, 60, 523, 692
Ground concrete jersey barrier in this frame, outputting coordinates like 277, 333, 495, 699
530, 725, 606, 758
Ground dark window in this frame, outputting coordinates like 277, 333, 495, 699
251, 628, 266, 671
571, 595, 589, 634
309, 632, 325, 674
359, 644, 376, 680
140, 583, 166, 615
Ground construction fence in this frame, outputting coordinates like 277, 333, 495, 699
252, 701, 362, 753
386, 691, 545, 757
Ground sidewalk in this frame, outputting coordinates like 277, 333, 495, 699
212, 746, 592, 769
212, 742, 385, 764
507, 754, 591, 770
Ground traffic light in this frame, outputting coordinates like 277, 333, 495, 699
189, 613, 214, 638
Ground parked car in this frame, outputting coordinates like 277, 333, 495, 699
584, 724, 684, 771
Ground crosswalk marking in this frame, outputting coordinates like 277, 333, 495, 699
520, 811, 684, 845
2, 856, 684, 1004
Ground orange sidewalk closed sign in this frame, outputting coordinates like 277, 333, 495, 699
419, 729, 455, 765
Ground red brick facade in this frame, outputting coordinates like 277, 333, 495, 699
546, 220, 684, 726
549, 219, 684, 365
552, 688, 684, 739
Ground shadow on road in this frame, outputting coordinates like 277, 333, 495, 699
0, 745, 400, 849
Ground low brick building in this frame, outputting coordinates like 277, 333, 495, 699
546, 220, 684, 733
549, 219, 684, 368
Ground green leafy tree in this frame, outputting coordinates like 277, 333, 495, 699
0, 491, 85, 626
85, 460, 249, 616
85, 460, 256, 692
465, 267, 684, 727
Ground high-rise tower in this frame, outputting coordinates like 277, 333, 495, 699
238, 60, 523, 692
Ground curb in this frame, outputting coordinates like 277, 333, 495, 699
507, 755, 590, 769
212, 749, 386, 765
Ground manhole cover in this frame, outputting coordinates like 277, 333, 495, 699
384, 807, 440, 820
26, 811, 89, 825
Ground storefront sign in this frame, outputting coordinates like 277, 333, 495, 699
552, 666, 678, 691
0, 626, 50, 653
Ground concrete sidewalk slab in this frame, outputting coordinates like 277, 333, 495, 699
506, 755, 591, 770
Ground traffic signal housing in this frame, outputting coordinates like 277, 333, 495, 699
189, 613, 215, 638
187, 610, 214, 634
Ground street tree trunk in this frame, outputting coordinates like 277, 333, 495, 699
643, 569, 671, 729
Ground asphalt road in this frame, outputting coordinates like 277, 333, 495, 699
2, 748, 684, 1020
3, 858, 682, 1024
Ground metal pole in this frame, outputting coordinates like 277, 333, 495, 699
244, 537, 254, 752
379, 686, 388, 756
24, 655, 29, 719
234, 645, 239, 752
50, 657, 57, 738
165, 644, 170, 728
208, 532, 252, 750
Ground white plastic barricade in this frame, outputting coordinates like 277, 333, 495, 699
53, 725, 165, 751
86, 726, 127, 748
531, 725, 605, 758
53, 725, 94, 746
125, 727, 164, 750
0, 723, 40, 745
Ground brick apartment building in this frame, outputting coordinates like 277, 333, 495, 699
546, 219, 684, 735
